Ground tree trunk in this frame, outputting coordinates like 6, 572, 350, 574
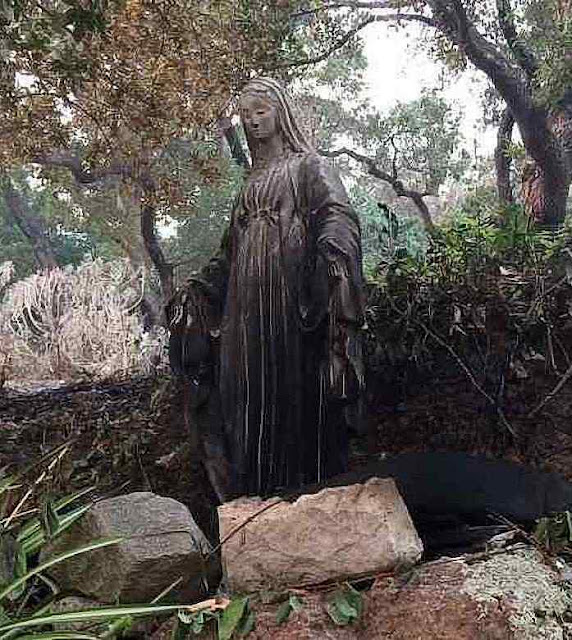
521, 108, 572, 227
0, 175, 59, 270
218, 116, 250, 169
495, 108, 515, 206
140, 201, 173, 305
427, 0, 571, 226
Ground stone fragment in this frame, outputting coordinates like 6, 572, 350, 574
218, 477, 423, 593
43, 492, 213, 603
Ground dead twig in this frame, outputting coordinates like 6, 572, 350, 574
208, 498, 284, 557
528, 360, 572, 419
413, 319, 517, 438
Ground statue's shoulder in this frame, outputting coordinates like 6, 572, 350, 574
297, 151, 336, 177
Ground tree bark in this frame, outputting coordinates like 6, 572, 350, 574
495, 107, 515, 206
0, 174, 59, 270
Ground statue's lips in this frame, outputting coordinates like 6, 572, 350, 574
250, 129, 271, 138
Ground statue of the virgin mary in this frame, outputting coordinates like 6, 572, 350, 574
168, 77, 364, 499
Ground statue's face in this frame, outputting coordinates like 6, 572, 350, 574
240, 93, 279, 142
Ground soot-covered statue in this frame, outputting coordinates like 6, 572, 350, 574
167, 77, 364, 500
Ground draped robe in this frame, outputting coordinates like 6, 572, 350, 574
169, 152, 364, 497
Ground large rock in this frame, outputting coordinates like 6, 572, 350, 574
43, 492, 213, 603
218, 477, 423, 592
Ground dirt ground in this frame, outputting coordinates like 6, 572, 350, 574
2, 365, 572, 538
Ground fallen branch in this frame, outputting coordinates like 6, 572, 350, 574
528, 360, 572, 419
413, 318, 517, 438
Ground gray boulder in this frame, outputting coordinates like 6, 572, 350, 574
43, 492, 213, 603
218, 477, 423, 593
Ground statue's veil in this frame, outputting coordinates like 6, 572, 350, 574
240, 77, 313, 159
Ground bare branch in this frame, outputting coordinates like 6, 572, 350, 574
35, 151, 134, 184
292, 1, 419, 18
322, 146, 436, 233
272, 12, 436, 70
528, 360, 572, 419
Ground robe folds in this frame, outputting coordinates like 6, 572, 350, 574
168, 152, 364, 498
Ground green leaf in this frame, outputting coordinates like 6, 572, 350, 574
326, 586, 363, 627
344, 584, 363, 618
191, 610, 206, 635
0, 606, 10, 626
40, 497, 60, 540
326, 601, 352, 626
275, 600, 291, 625
289, 595, 303, 613
218, 597, 248, 640
13, 633, 100, 639
0, 603, 202, 635
20, 504, 91, 556
237, 610, 255, 636
0, 537, 122, 603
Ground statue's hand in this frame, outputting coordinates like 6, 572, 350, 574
326, 321, 361, 403
166, 282, 216, 378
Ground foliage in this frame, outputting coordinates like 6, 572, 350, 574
352, 186, 427, 279
0, 444, 236, 638
275, 594, 303, 625
364, 192, 572, 433
534, 511, 572, 555
0, 172, 96, 278
163, 157, 243, 285
361, 90, 468, 195
0, 0, 302, 170
173, 595, 254, 639
535, 511, 572, 554
523, 0, 572, 106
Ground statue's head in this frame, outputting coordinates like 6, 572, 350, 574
239, 77, 312, 157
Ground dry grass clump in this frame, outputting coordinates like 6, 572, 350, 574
0, 259, 167, 383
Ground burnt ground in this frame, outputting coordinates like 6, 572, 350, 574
2, 364, 572, 543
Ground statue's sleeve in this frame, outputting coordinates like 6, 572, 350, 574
166, 225, 232, 377
303, 154, 364, 400
304, 154, 364, 325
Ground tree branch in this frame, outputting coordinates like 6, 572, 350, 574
0, 171, 58, 270
426, 0, 553, 166
35, 151, 134, 184
138, 171, 174, 304
322, 147, 436, 233
292, 1, 421, 18
272, 12, 436, 70
495, 0, 538, 78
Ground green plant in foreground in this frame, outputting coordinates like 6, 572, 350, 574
326, 584, 363, 627
275, 594, 303, 625
0, 444, 233, 639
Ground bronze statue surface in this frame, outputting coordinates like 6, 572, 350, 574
168, 77, 364, 499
